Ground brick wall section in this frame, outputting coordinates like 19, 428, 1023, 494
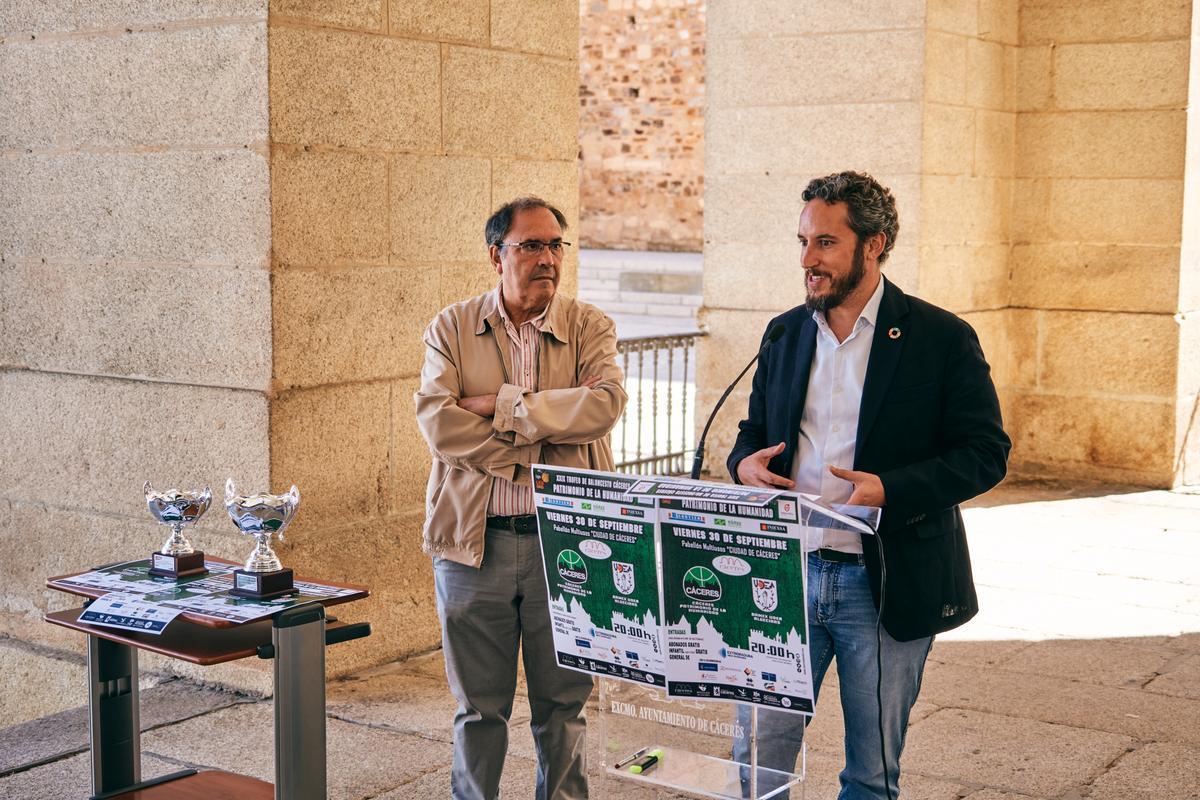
579, 0, 705, 252
0, 2, 273, 682
267, 0, 580, 675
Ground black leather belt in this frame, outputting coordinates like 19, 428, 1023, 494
814, 548, 864, 565
487, 514, 538, 534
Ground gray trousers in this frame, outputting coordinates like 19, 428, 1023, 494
434, 527, 594, 800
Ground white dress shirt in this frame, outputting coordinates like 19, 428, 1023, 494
791, 277, 885, 553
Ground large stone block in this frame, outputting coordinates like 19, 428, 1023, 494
390, 377, 429, 513
1002, 308, 1038, 390
0, 150, 269, 266
926, 0, 976, 36
0, 23, 266, 150
438, 262, 500, 307
1039, 310, 1178, 397
707, 30, 923, 109
1015, 45, 1052, 112
269, 381, 390, 525
0, 372, 268, 515
271, 149, 388, 268
269, 0, 382, 30
976, 0, 1018, 44
443, 47, 577, 160
1008, 391, 1175, 483
269, 25, 438, 149
286, 512, 438, 675
389, 154, 490, 265
916, 242, 1009, 313
0, 1, 265, 34
708, 103, 923, 177
1045, 178, 1184, 246
923, 31, 966, 106
973, 110, 1015, 178
922, 103, 974, 176
1009, 243, 1181, 313
1053, 40, 1191, 111
702, 242, 804, 313
491, 0, 577, 59
920, 175, 1010, 246
0, 261, 270, 390
1017, 110, 1186, 179
387, 0, 487, 42
1019, 0, 1192, 45
706, 0, 923, 40
965, 37, 1007, 111
272, 266, 439, 389
706, 172, 921, 251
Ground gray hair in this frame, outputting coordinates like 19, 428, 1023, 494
802, 172, 899, 263
485, 196, 568, 246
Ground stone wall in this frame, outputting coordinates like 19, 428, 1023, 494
701, 0, 1198, 488
267, 0, 580, 677
1006, 0, 1195, 486
0, 0, 581, 690
0, 2, 273, 685
579, 0, 705, 251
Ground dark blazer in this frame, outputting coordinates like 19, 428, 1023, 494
727, 277, 1011, 642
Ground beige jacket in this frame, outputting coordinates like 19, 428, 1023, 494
415, 289, 627, 567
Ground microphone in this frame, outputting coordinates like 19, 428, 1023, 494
689, 324, 785, 480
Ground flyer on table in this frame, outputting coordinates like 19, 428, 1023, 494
659, 494, 815, 715
532, 465, 665, 686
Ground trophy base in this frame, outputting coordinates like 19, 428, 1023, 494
229, 567, 296, 600
148, 550, 208, 579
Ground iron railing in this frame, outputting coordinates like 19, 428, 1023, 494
612, 330, 705, 475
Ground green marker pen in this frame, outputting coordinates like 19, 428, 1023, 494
628, 748, 665, 774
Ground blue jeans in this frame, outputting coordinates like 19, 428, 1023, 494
733, 552, 933, 799
434, 528, 594, 800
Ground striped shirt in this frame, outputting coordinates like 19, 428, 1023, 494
487, 288, 549, 517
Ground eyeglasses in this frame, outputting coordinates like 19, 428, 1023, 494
497, 239, 572, 256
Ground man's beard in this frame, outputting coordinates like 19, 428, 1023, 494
805, 240, 866, 313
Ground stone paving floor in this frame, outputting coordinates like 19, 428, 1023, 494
1, 479, 1198, 799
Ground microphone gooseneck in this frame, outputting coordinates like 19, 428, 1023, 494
689, 324, 785, 480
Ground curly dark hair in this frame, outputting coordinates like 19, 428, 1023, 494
484, 196, 568, 247
801, 172, 899, 264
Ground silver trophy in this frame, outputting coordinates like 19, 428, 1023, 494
224, 478, 300, 599
144, 481, 211, 578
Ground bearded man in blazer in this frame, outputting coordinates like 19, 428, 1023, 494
727, 172, 1010, 800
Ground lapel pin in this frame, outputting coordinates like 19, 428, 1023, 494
888, 327, 902, 340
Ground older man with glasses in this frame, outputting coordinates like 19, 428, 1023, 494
415, 196, 627, 800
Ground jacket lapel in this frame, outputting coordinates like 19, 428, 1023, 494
855, 278, 909, 463
784, 315, 818, 472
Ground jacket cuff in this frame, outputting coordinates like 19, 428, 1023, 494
492, 382, 525, 434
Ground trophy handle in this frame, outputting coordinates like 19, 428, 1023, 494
225, 477, 237, 504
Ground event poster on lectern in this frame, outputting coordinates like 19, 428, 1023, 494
532, 466, 666, 686
658, 495, 815, 715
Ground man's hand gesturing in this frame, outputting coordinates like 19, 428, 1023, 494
735, 442, 795, 489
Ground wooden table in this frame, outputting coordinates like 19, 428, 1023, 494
45, 559, 370, 800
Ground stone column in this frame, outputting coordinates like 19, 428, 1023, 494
1007, 0, 1195, 486
702, 0, 1199, 489
0, 0, 581, 688
266, 0, 580, 676
0, 2, 272, 687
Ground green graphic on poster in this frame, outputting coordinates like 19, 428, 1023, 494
532, 466, 665, 685
658, 495, 815, 715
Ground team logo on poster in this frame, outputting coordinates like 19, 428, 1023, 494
612, 561, 635, 595
682, 566, 722, 602
751, 577, 778, 612
557, 550, 588, 584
